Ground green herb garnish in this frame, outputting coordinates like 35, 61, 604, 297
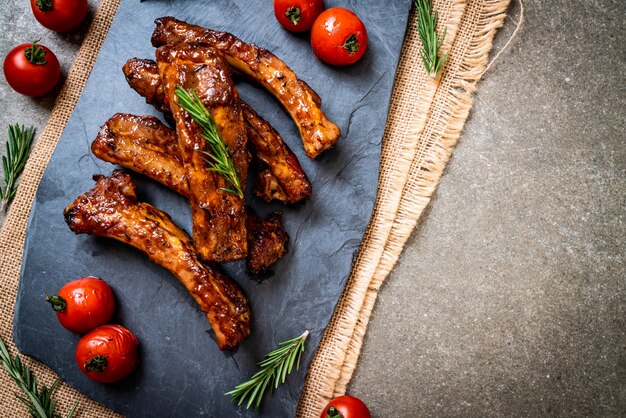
226, 330, 309, 409
174, 87, 244, 199
415, 0, 448, 77
0, 336, 78, 418
1, 125, 35, 213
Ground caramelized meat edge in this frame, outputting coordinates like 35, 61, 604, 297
63, 170, 250, 350
92, 113, 188, 195
151, 17, 341, 158
157, 44, 248, 263
122, 58, 311, 204
245, 208, 288, 275
92, 113, 289, 273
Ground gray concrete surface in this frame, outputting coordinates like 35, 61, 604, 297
0, 0, 624, 417
350, 1, 626, 417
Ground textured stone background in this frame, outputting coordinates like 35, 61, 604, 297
1, 0, 625, 417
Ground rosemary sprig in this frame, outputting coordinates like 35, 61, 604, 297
226, 330, 309, 409
1, 125, 35, 213
414, 0, 448, 77
174, 86, 244, 199
0, 336, 78, 418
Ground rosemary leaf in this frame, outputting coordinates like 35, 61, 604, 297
226, 330, 309, 409
414, 0, 449, 77
174, 86, 244, 199
0, 336, 77, 418
0, 125, 35, 213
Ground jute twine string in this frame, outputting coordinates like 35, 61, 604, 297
0, 0, 512, 416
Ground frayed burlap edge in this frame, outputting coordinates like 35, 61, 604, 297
0, 0, 510, 416
298, 0, 511, 416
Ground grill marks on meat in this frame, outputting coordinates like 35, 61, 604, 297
157, 44, 248, 263
151, 17, 341, 158
63, 170, 250, 350
92, 113, 289, 273
122, 58, 312, 204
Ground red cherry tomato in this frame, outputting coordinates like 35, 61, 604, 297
321, 395, 371, 418
274, 0, 324, 32
3, 41, 61, 97
311, 8, 368, 66
75, 324, 139, 383
45, 277, 115, 334
30, 0, 88, 32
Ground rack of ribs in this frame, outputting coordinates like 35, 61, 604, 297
157, 44, 248, 263
122, 58, 312, 204
64, 170, 250, 350
151, 17, 341, 158
92, 113, 289, 274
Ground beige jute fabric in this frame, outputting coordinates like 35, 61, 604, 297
0, 0, 510, 416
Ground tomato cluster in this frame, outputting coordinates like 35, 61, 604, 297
46, 277, 139, 383
273, 0, 368, 66
3, 0, 88, 97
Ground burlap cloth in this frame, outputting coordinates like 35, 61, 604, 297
0, 0, 510, 416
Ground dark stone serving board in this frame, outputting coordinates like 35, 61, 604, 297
13, 1, 410, 416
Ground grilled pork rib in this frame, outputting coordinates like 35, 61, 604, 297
151, 17, 341, 158
241, 102, 312, 204
92, 113, 289, 273
92, 113, 188, 195
122, 58, 172, 118
157, 44, 248, 263
122, 58, 312, 204
246, 208, 288, 275
64, 170, 250, 350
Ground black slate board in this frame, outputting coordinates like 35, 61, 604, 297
13, 1, 410, 416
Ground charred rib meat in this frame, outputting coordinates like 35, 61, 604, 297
151, 17, 341, 158
241, 102, 312, 204
122, 58, 312, 204
246, 208, 288, 275
157, 44, 248, 263
92, 113, 289, 273
64, 170, 250, 350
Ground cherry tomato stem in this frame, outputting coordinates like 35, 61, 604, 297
35, 0, 53, 12
285, 6, 302, 25
24, 40, 49, 65
44, 294, 67, 312
84, 354, 108, 373
274, 0, 324, 32
326, 406, 343, 418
